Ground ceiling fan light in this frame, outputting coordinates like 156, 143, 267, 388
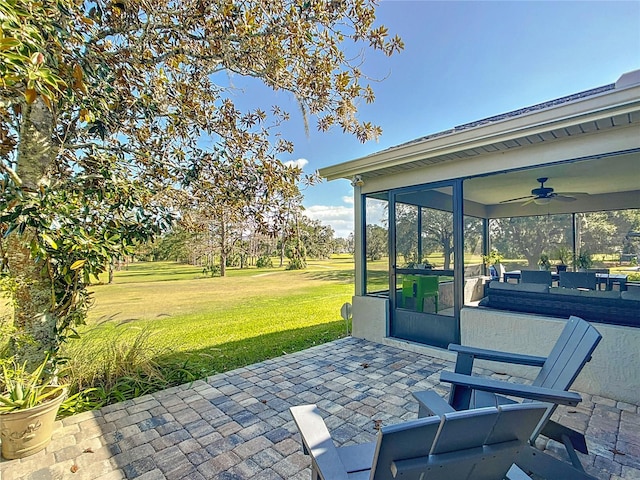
534, 197, 551, 205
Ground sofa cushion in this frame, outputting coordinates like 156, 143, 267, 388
621, 289, 640, 301
481, 283, 639, 327
488, 280, 548, 294
548, 287, 621, 300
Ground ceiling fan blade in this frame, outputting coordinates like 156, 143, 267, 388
500, 179, 590, 207
499, 195, 534, 204
553, 195, 577, 202
554, 191, 589, 196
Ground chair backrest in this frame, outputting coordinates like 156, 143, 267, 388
371, 404, 547, 480
415, 275, 439, 293
521, 270, 552, 286
523, 316, 602, 442
532, 316, 602, 392
402, 275, 417, 297
559, 271, 597, 290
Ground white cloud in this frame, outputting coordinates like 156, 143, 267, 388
284, 158, 309, 170
304, 205, 354, 239
342, 195, 354, 205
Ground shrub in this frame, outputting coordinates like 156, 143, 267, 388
202, 263, 221, 277
256, 255, 273, 268
286, 258, 306, 270
554, 245, 572, 265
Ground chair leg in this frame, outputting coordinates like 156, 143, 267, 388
311, 463, 321, 480
561, 433, 586, 472
540, 419, 589, 455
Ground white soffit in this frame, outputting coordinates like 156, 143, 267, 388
320, 70, 640, 182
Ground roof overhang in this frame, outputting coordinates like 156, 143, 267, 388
320, 71, 640, 185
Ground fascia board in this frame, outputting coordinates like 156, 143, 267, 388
319, 85, 640, 181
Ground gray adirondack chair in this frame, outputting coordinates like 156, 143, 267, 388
291, 402, 552, 480
413, 315, 602, 475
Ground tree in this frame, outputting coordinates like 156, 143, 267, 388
491, 215, 572, 267
366, 224, 387, 261
149, 226, 196, 262
421, 209, 454, 270
0, 0, 402, 365
394, 204, 471, 270
395, 203, 418, 265
182, 154, 304, 275
333, 235, 354, 255
298, 216, 335, 259
577, 210, 640, 259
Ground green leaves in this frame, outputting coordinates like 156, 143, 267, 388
41, 232, 58, 250
1, 166, 175, 354
1, 0, 401, 364
70, 259, 86, 270
0, 355, 67, 413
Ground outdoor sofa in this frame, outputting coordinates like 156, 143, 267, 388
479, 280, 640, 327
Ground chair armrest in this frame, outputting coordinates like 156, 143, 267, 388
412, 390, 455, 417
290, 405, 349, 480
440, 372, 582, 406
449, 344, 547, 367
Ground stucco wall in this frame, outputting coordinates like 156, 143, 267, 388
460, 308, 640, 404
351, 295, 388, 344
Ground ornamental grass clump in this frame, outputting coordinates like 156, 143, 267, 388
58, 327, 198, 414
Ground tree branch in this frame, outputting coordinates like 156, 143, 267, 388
0, 162, 22, 186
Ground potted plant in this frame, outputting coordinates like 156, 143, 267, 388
482, 250, 504, 279
573, 250, 593, 271
555, 245, 571, 272
538, 254, 552, 271
0, 355, 67, 459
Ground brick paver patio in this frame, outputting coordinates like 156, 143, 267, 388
1, 337, 638, 479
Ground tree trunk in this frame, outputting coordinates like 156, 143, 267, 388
6, 233, 57, 367
279, 229, 286, 268
442, 236, 452, 270
219, 221, 226, 277
8, 98, 57, 367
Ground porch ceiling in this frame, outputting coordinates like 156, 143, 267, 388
405, 151, 640, 219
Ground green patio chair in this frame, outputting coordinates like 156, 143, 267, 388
402, 275, 439, 313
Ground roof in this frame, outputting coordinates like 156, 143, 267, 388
320, 70, 640, 182
393, 83, 615, 149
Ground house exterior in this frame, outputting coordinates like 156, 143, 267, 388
319, 70, 640, 403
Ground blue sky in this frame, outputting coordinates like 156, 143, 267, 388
230, 1, 640, 238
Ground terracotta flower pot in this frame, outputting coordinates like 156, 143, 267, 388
0, 388, 66, 460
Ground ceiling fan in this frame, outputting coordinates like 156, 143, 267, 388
500, 177, 588, 206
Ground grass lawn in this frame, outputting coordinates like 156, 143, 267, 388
63, 257, 355, 381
